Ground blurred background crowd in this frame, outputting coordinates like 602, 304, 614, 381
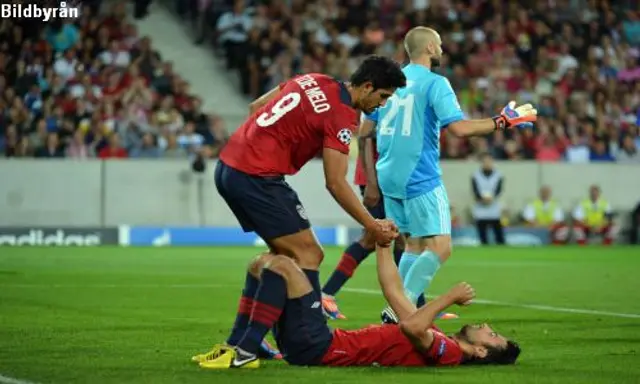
0, 0, 229, 160
1, 0, 639, 164
177, 0, 640, 163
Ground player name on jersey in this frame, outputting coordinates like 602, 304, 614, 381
219, 73, 357, 177
294, 75, 331, 114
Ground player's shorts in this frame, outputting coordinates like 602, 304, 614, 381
358, 185, 386, 219
214, 161, 311, 241
383, 184, 451, 237
273, 290, 334, 366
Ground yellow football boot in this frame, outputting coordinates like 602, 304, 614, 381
191, 343, 230, 363
199, 347, 260, 369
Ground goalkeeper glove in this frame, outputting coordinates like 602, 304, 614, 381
492, 101, 537, 130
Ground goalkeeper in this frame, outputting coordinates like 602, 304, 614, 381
364, 26, 537, 322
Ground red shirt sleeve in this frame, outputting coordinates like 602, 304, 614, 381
323, 112, 355, 154
424, 330, 464, 366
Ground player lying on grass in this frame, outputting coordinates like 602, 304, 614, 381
194, 231, 521, 368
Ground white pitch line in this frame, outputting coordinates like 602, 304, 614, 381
343, 287, 640, 320
0, 374, 40, 384
5, 283, 640, 320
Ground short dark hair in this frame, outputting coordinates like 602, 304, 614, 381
466, 340, 521, 366
350, 55, 406, 90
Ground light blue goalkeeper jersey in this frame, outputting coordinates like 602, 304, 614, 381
366, 64, 465, 199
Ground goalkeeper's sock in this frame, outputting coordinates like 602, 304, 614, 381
403, 250, 441, 304
226, 272, 260, 346
398, 251, 420, 280
236, 269, 287, 356
395, 248, 426, 305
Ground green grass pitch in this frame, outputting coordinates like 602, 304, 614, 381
1, 246, 639, 384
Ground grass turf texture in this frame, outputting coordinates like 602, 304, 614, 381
0, 247, 639, 384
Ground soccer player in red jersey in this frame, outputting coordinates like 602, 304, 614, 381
203, 56, 406, 363
197, 222, 521, 369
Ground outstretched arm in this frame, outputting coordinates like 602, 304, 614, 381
447, 102, 537, 137
376, 244, 475, 351
429, 78, 536, 137
375, 244, 415, 321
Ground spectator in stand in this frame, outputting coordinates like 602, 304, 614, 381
216, 0, 252, 94
45, 20, 80, 53
130, 132, 161, 158
590, 139, 615, 162
67, 129, 94, 159
177, 121, 204, 158
163, 133, 188, 158
100, 40, 131, 68
35, 132, 64, 158
565, 134, 591, 163
98, 133, 128, 159
133, 0, 153, 20
616, 134, 640, 162
53, 49, 79, 82
2, 125, 20, 157
536, 135, 563, 162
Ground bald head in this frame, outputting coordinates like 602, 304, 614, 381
404, 27, 442, 62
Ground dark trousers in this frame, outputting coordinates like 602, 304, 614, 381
631, 203, 640, 245
476, 219, 505, 245
133, 0, 151, 18
224, 40, 250, 94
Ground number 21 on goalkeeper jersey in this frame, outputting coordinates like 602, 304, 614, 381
370, 64, 465, 199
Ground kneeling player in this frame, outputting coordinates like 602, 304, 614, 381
202, 56, 405, 361
195, 235, 520, 369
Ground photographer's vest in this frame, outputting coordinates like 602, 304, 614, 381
581, 199, 609, 227
472, 170, 502, 220
532, 199, 558, 226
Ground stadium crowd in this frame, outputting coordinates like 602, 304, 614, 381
186, 0, 640, 163
0, 1, 229, 159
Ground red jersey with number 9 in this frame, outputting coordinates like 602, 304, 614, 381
220, 74, 359, 176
